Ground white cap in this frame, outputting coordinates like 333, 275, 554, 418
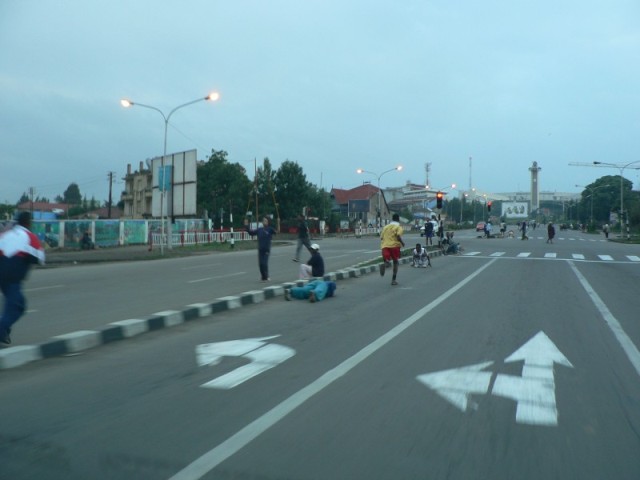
311, 243, 320, 251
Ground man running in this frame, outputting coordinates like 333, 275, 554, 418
379, 213, 405, 286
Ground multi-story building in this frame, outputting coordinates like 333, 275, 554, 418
121, 161, 153, 219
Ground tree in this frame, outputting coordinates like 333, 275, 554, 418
274, 160, 310, 221
578, 175, 628, 225
63, 183, 82, 205
254, 158, 277, 220
197, 149, 253, 227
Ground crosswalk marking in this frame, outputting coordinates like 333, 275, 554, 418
456, 251, 640, 263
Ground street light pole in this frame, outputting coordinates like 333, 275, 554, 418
121, 92, 220, 254
356, 165, 402, 231
592, 161, 640, 238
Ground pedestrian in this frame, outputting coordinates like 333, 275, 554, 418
299, 243, 325, 279
424, 219, 434, 245
292, 214, 312, 262
485, 221, 493, 238
379, 213, 405, 286
0, 212, 45, 346
284, 279, 337, 303
520, 220, 528, 240
603, 223, 609, 239
245, 216, 276, 282
546, 222, 555, 244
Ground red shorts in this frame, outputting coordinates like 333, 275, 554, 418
382, 246, 401, 262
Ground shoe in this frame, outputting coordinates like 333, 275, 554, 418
292, 258, 299, 262
379, 262, 386, 276
0, 333, 11, 346
309, 291, 316, 303
284, 289, 290, 301
391, 280, 398, 286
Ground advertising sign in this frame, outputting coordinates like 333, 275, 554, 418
501, 202, 528, 218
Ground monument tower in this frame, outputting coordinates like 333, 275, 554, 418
529, 161, 541, 215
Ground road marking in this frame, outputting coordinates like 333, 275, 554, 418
169, 259, 498, 480
569, 262, 640, 378
189, 272, 246, 283
25, 284, 65, 293
418, 331, 572, 427
598, 255, 614, 261
464, 252, 482, 256
181, 263, 222, 270
197, 336, 295, 390
517, 252, 531, 257
490, 252, 506, 257
572, 254, 585, 260
627, 256, 640, 262
544, 253, 557, 258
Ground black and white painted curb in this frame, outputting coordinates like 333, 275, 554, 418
0, 250, 444, 370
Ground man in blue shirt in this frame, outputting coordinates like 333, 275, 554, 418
245, 217, 276, 281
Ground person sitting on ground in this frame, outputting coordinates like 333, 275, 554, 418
80, 231, 94, 250
412, 243, 428, 267
299, 243, 324, 279
285, 279, 337, 303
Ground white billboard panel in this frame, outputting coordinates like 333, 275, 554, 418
151, 149, 197, 218
501, 201, 528, 218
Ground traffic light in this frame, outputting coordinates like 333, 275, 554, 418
487, 201, 492, 212
436, 191, 444, 209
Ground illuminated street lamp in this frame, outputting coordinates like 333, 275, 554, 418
356, 165, 403, 229
592, 161, 640, 238
121, 92, 220, 253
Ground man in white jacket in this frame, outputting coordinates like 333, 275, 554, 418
0, 212, 45, 346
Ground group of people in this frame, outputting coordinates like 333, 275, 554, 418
245, 214, 336, 303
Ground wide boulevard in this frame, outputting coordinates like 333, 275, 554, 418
2, 228, 640, 479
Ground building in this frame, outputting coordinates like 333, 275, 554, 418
331, 183, 390, 227
121, 161, 153, 219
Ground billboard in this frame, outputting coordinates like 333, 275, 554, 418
501, 202, 529, 218
151, 149, 197, 217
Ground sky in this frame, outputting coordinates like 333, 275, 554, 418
2, 0, 640, 206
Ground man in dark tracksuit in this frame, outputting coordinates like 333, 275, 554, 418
0, 212, 45, 346
245, 217, 276, 281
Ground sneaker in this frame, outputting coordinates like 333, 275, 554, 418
391, 280, 398, 286
0, 333, 11, 346
284, 289, 290, 301
309, 291, 316, 303
379, 262, 386, 276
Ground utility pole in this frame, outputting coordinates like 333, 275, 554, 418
107, 171, 115, 219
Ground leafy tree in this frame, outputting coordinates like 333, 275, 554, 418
63, 183, 82, 205
578, 175, 628, 225
274, 160, 310, 221
197, 149, 253, 227
18, 193, 29, 204
254, 158, 277, 221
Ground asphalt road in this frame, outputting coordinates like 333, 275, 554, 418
2, 229, 640, 479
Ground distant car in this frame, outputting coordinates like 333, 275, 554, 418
476, 222, 486, 232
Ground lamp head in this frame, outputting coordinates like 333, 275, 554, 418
206, 92, 220, 101
120, 99, 133, 108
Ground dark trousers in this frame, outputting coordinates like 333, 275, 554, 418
0, 282, 25, 337
258, 249, 270, 280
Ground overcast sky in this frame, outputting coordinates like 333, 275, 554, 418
2, 0, 640, 205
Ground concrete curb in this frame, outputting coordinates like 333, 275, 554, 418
0, 249, 445, 370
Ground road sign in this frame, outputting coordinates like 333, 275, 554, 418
417, 331, 573, 426
197, 335, 295, 390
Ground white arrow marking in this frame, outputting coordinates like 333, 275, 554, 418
417, 331, 573, 427
197, 336, 295, 390
491, 331, 573, 426
416, 361, 493, 412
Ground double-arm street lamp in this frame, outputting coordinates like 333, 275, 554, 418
592, 161, 640, 238
121, 92, 220, 254
356, 165, 403, 229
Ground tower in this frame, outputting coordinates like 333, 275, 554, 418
529, 161, 541, 215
